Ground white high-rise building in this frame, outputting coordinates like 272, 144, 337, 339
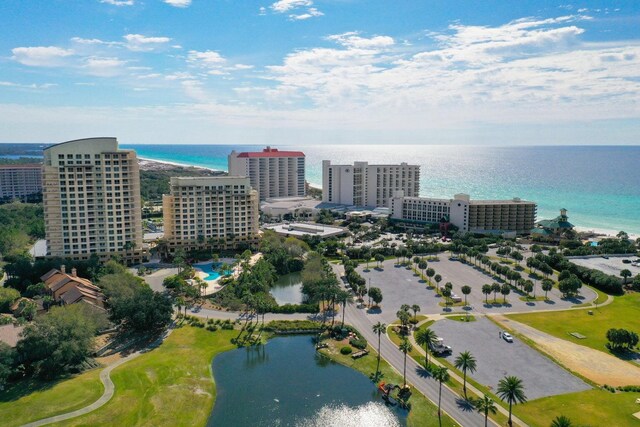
390, 192, 537, 235
322, 160, 420, 208
228, 147, 305, 201
162, 176, 259, 253
42, 137, 145, 263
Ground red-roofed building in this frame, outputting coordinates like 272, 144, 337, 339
228, 147, 306, 201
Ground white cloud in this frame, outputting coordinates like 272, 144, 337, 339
187, 50, 227, 67
271, 0, 312, 13
11, 46, 74, 67
289, 7, 323, 20
234, 64, 254, 70
164, 0, 191, 7
327, 32, 395, 49
124, 34, 172, 51
0, 81, 56, 90
83, 57, 127, 77
100, 0, 135, 6
165, 71, 195, 80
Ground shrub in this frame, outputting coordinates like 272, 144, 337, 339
349, 338, 367, 350
221, 323, 234, 330
206, 325, 218, 332
340, 346, 353, 355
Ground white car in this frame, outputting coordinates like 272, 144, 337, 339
502, 332, 513, 342
451, 294, 462, 303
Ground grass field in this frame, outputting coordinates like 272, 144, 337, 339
507, 292, 640, 359
515, 388, 640, 427
57, 326, 237, 427
0, 369, 103, 427
320, 340, 459, 427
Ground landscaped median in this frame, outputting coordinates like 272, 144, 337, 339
318, 337, 459, 427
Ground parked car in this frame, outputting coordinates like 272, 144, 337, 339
451, 294, 462, 303
502, 332, 513, 342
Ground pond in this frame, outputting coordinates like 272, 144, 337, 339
208, 335, 407, 427
270, 272, 305, 305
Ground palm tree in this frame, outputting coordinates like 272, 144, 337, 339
397, 309, 411, 335
461, 285, 471, 306
542, 279, 554, 300
501, 283, 511, 303
411, 304, 421, 322
434, 273, 442, 292
497, 375, 527, 427
621, 269, 632, 285
550, 415, 574, 427
474, 394, 497, 427
372, 322, 387, 378
399, 339, 413, 387
482, 284, 492, 303
416, 328, 438, 368
433, 366, 450, 427
337, 290, 352, 328
426, 268, 435, 286
491, 283, 501, 302
454, 351, 477, 398
418, 260, 427, 280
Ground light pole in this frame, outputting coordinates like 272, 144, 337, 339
368, 277, 371, 308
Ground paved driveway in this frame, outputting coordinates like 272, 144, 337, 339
356, 259, 596, 324
430, 317, 591, 400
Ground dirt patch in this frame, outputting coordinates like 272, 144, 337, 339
492, 315, 640, 387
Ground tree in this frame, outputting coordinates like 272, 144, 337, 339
337, 290, 352, 327
433, 366, 450, 427
524, 280, 534, 298
606, 328, 639, 351
397, 309, 411, 334
411, 304, 421, 322
418, 260, 427, 279
491, 283, 501, 302
482, 284, 492, 303
541, 279, 554, 300
0, 287, 20, 313
372, 322, 386, 378
369, 287, 383, 306
474, 394, 497, 427
399, 340, 413, 387
434, 273, 442, 292
15, 304, 108, 378
426, 268, 436, 287
558, 274, 581, 298
454, 351, 477, 398
620, 269, 632, 285
415, 328, 437, 368
375, 253, 385, 268
501, 284, 511, 303
0, 342, 15, 389
497, 375, 527, 427
109, 287, 173, 332
550, 415, 574, 427
442, 287, 452, 306
461, 285, 471, 306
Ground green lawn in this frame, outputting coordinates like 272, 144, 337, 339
57, 326, 237, 427
507, 292, 640, 359
320, 341, 458, 427
515, 389, 640, 427
0, 369, 104, 427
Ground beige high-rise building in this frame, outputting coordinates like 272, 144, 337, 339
322, 160, 420, 208
42, 137, 145, 263
162, 176, 259, 253
0, 164, 42, 201
390, 192, 537, 235
228, 147, 306, 201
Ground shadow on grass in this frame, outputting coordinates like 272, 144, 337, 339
0, 377, 65, 403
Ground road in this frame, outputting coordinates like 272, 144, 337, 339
343, 301, 491, 427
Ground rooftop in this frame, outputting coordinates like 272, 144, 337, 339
263, 222, 346, 238
233, 146, 305, 158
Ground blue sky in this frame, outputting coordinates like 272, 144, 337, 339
1, 0, 639, 145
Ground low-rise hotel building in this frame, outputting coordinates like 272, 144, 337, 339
162, 176, 259, 253
391, 193, 537, 235
322, 160, 420, 208
42, 138, 146, 264
0, 164, 42, 201
228, 147, 305, 201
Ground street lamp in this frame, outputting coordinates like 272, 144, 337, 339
368, 277, 371, 308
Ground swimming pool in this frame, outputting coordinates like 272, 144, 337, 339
195, 262, 222, 281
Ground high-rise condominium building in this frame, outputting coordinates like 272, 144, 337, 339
228, 147, 305, 201
390, 193, 537, 235
162, 176, 259, 253
0, 164, 42, 201
322, 160, 420, 208
42, 137, 145, 263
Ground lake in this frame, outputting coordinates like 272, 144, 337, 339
270, 272, 305, 305
208, 335, 406, 426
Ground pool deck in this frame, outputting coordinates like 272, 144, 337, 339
194, 253, 263, 295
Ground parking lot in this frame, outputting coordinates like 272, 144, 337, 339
356, 258, 596, 324
430, 317, 591, 400
569, 255, 640, 277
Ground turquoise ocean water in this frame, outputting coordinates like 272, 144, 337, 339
125, 144, 640, 235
